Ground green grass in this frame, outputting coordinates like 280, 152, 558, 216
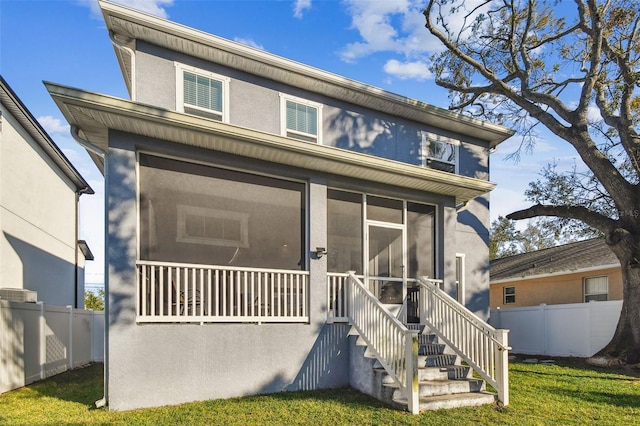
1, 359, 639, 425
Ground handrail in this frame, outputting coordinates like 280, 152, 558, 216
417, 277, 510, 405
346, 272, 419, 414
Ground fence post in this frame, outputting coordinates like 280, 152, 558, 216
540, 304, 547, 356
67, 305, 74, 369
495, 328, 510, 406
406, 330, 420, 414
38, 302, 45, 380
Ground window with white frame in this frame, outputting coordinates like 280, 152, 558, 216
176, 63, 229, 122
503, 286, 515, 304
280, 94, 322, 143
584, 276, 608, 302
420, 132, 458, 173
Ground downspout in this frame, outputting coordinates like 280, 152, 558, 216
71, 125, 109, 409
74, 187, 92, 309
108, 30, 136, 101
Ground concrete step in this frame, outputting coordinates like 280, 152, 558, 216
418, 365, 471, 381
416, 378, 485, 397
394, 391, 497, 411
420, 353, 458, 367
418, 343, 446, 355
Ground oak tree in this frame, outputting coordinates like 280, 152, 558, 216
424, 0, 640, 362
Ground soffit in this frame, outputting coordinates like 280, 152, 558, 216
46, 82, 496, 205
99, 1, 514, 147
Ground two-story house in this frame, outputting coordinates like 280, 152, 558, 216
1, 76, 94, 308
47, 1, 512, 412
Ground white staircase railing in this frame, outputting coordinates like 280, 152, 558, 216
417, 277, 510, 405
346, 272, 420, 414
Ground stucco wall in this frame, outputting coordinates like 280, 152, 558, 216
0, 103, 78, 306
454, 195, 491, 318
133, 41, 491, 181
489, 266, 623, 308
106, 133, 355, 410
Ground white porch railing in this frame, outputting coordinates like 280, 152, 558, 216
417, 277, 510, 405
137, 260, 309, 323
346, 272, 420, 414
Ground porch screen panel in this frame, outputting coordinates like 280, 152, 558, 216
407, 202, 435, 279
327, 190, 362, 274
366, 196, 403, 224
139, 154, 305, 270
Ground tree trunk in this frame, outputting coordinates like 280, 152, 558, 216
594, 240, 640, 363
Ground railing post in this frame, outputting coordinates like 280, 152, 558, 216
495, 329, 510, 406
347, 271, 355, 321
406, 330, 420, 414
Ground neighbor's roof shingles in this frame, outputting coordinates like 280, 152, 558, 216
490, 238, 619, 282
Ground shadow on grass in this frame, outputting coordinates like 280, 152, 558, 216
549, 387, 640, 409
510, 359, 640, 382
26, 363, 104, 407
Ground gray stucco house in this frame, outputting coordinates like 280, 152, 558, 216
0, 76, 94, 308
47, 1, 512, 412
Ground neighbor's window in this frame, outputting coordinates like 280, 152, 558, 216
503, 286, 515, 304
421, 132, 458, 173
176, 63, 229, 122
584, 276, 608, 302
280, 94, 322, 143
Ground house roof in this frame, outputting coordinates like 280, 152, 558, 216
46, 81, 497, 205
0, 76, 94, 195
490, 238, 619, 283
98, 0, 514, 147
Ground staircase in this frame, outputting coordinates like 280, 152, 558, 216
333, 272, 509, 414
350, 324, 496, 412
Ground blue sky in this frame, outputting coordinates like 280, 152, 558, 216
0, 0, 582, 285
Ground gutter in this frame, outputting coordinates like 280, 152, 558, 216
108, 30, 136, 101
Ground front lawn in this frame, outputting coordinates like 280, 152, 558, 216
1, 359, 639, 425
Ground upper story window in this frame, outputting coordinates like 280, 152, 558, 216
584, 276, 608, 302
280, 94, 322, 143
421, 132, 458, 173
175, 63, 230, 122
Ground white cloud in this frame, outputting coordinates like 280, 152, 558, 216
293, 0, 312, 19
339, 0, 434, 62
233, 37, 265, 51
38, 115, 70, 134
78, 0, 174, 19
383, 59, 432, 81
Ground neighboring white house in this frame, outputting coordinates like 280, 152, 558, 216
0, 76, 94, 308
47, 1, 513, 412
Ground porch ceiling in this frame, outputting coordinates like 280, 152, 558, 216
46, 82, 496, 204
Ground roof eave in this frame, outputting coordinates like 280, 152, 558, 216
98, 0, 514, 147
46, 82, 496, 205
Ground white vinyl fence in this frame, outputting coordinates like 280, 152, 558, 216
489, 301, 622, 357
0, 300, 104, 394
